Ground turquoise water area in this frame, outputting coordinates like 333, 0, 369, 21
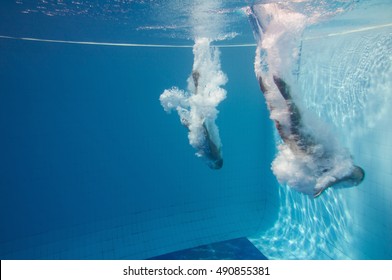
0, 0, 391, 259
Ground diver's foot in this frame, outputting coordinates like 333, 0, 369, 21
314, 186, 329, 198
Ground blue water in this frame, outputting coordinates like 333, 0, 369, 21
0, 0, 391, 260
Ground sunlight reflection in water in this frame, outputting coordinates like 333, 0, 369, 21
250, 185, 353, 259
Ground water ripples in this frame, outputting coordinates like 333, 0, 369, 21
250, 185, 353, 259
300, 31, 392, 132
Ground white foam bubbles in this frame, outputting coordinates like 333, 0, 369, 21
160, 38, 227, 166
272, 141, 355, 195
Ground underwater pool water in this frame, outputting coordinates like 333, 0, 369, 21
0, 0, 391, 260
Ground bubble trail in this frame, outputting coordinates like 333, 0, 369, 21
160, 37, 227, 169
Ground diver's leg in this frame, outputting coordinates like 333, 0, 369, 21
273, 76, 292, 101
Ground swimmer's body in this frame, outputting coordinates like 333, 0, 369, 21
201, 122, 223, 169
258, 75, 364, 197
181, 70, 223, 170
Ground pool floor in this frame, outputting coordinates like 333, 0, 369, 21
149, 237, 268, 260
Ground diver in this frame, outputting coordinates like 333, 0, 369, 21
159, 38, 226, 171
178, 70, 223, 170
192, 71, 200, 92
200, 122, 223, 169
180, 117, 223, 170
258, 75, 365, 197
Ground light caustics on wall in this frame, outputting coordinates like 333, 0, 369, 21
297, 7, 392, 259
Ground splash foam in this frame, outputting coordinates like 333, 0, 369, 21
160, 38, 227, 168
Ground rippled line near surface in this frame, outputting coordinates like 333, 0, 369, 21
0, 35, 257, 48
304, 22, 392, 40
3, 21, 392, 48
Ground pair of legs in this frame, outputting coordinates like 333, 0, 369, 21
259, 75, 364, 197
